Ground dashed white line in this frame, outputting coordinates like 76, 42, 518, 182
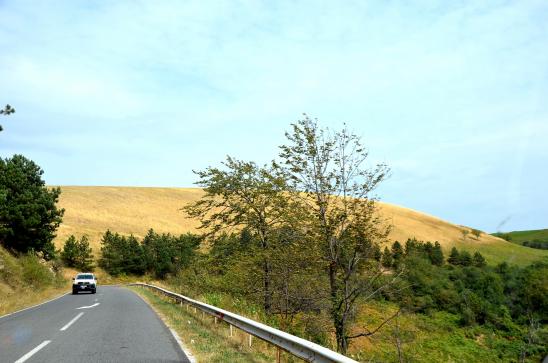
60, 312, 84, 331
14, 340, 51, 363
76, 302, 100, 310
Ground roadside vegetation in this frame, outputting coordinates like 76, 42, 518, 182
0, 118, 69, 316
130, 285, 275, 363
0, 245, 67, 316
94, 118, 547, 361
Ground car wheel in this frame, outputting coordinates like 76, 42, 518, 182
92, 289, 96, 294
72, 289, 78, 295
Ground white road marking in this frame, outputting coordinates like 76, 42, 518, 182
14, 340, 51, 363
60, 312, 84, 331
169, 328, 197, 363
76, 302, 100, 310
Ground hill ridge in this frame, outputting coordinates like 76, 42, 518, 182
53, 186, 547, 266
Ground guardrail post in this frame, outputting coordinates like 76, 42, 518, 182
276, 347, 281, 363
248, 334, 252, 347
229, 324, 233, 337
214, 316, 218, 325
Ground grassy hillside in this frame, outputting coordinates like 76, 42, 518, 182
0, 246, 68, 316
54, 186, 548, 266
493, 229, 548, 244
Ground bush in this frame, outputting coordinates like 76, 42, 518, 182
20, 253, 54, 287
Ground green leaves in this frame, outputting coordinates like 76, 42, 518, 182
0, 155, 64, 259
0, 104, 15, 132
99, 229, 200, 278
61, 235, 94, 271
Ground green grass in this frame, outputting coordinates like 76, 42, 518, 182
0, 246, 69, 316
454, 238, 548, 266
129, 286, 282, 363
493, 229, 548, 245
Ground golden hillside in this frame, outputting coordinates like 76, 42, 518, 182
54, 186, 547, 266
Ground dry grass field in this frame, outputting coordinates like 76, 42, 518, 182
54, 186, 547, 266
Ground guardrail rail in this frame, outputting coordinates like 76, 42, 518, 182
129, 283, 358, 363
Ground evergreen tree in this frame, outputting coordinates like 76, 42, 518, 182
126, 235, 146, 275
472, 251, 486, 268
0, 155, 64, 259
99, 230, 127, 275
382, 246, 393, 268
391, 241, 404, 267
424, 241, 434, 256
448, 247, 460, 265
404, 238, 418, 255
61, 235, 79, 267
430, 241, 444, 266
61, 235, 94, 271
460, 251, 473, 266
373, 243, 382, 262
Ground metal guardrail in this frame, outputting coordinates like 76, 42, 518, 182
129, 283, 358, 363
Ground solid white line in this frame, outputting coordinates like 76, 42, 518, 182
14, 340, 51, 363
169, 328, 197, 363
60, 312, 84, 331
0, 293, 69, 321
129, 287, 196, 362
76, 302, 100, 310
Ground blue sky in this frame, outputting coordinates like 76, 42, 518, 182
1, 0, 547, 233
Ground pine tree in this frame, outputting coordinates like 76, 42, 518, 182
61, 235, 79, 267
382, 246, 393, 268
472, 251, 486, 267
430, 241, 444, 266
391, 241, 404, 267
0, 155, 64, 259
61, 235, 94, 271
126, 235, 146, 275
460, 251, 473, 266
75, 235, 94, 271
373, 243, 382, 261
447, 247, 460, 265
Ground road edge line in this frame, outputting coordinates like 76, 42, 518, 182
0, 292, 69, 321
127, 286, 197, 363
169, 328, 197, 363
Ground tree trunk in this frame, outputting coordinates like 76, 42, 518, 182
329, 262, 348, 354
263, 259, 272, 314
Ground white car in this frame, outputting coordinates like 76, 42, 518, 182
72, 273, 97, 294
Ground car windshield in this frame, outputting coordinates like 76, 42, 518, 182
76, 274, 94, 280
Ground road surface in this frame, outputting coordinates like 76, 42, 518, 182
0, 286, 190, 362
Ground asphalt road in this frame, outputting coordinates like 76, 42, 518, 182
0, 286, 190, 363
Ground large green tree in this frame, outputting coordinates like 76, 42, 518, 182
184, 157, 298, 313
277, 116, 394, 353
0, 155, 64, 259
